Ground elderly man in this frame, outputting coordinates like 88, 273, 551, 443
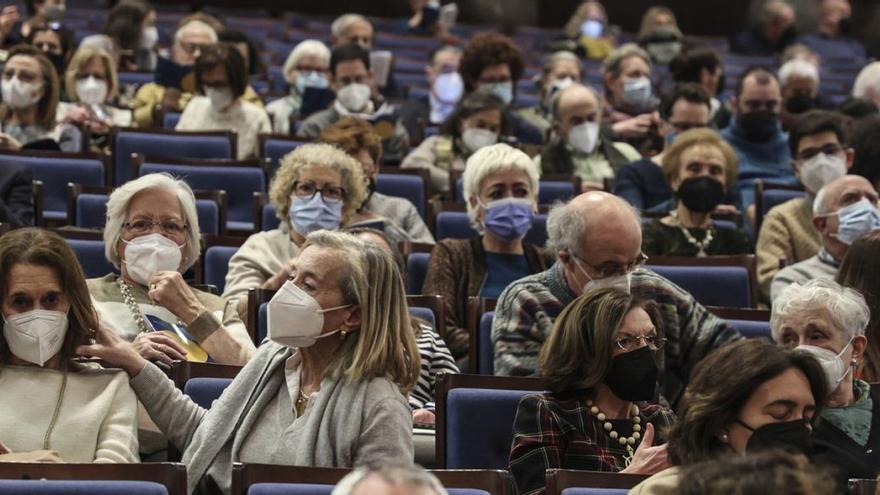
797, 0, 866, 63
757, 110, 853, 303
852, 62, 880, 110
537, 83, 641, 192
399, 44, 463, 140
730, 0, 796, 56
492, 191, 740, 406
778, 58, 827, 128
333, 466, 447, 495
770, 175, 879, 301
331, 13, 374, 50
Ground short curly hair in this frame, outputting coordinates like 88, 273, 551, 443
319, 116, 382, 164
269, 143, 367, 227
459, 32, 524, 93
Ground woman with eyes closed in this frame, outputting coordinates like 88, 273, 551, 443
222, 143, 367, 321
509, 288, 674, 495
423, 144, 553, 362
641, 128, 752, 257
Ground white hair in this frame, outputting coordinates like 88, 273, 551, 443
462, 143, 541, 233
332, 466, 447, 495
771, 279, 870, 342
282, 39, 331, 84
104, 173, 202, 272
813, 184, 830, 216
853, 62, 880, 100
778, 59, 819, 87
331, 13, 370, 39
174, 20, 218, 45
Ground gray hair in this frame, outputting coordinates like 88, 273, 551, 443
853, 62, 880, 100
332, 466, 447, 495
778, 59, 819, 87
174, 20, 217, 45
462, 143, 540, 232
282, 39, 331, 83
541, 51, 582, 87
602, 43, 651, 78
331, 13, 371, 39
104, 173, 202, 271
813, 184, 830, 216
771, 279, 870, 342
547, 199, 588, 256
551, 83, 603, 123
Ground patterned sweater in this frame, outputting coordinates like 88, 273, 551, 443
491, 263, 741, 405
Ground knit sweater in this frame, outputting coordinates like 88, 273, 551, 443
0, 364, 138, 463
400, 135, 468, 193
756, 197, 821, 303
770, 249, 840, 303
130, 342, 413, 494
222, 228, 301, 305
492, 263, 741, 405
720, 123, 796, 210
176, 96, 272, 160
364, 191, 434, 244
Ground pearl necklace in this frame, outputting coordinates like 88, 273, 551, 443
670, 211, 714, 258
586, 399, 642, 463
117, 277, 152, 335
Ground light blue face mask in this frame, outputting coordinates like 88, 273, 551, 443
834, 198, 880, 245
622, 76, 652, 108
295, 71, 329, 95
484, 82, 514, 106
289, 193, 342, 236
580, 19, 604, 38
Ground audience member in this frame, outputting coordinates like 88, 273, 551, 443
0, 163, 33, 226
838, 97, 878, 136
509, 289, 674, 494
797, 0, 866, 64
720, 66, 795, 214
642, 128, 752, 257
0, 228, 138, 463
80, 230, 420, 494
333, 465, 448, 495
402, 0, 446, 37
630, 339, 827, 493
778, 58, 828, 129
772, 279, 879, 484
756, 110, 852, 302
636, 6, 683, 65
561, 1, 617, 60
218, 28, 265, 79
267, 40, 331, 135
331, 13, 374, 50
771, 175, 879, 301
601, 43, 661, 155
492, 191, 740, 406
222, 143, 367, 319
399, 44, 463, 141
837, 230, 880, 381
614, 83, 711, 210
852, 62, 880, 110
458, 32, 543, 145
668, 45, 726, 125
79, 0, 157, 72
423, 144, 550, 361
538, 83, 640, 191
780, 42, 822, 67
850, 114, 880, 190
319, 117, 434, 244
175, 43, 271, 159
517, 51, 582, 140
401, 91, 508, 193
730, 0, 797, 56
16, 0, 66, 41
26, 23, 74, 77
298, 43, 410, 163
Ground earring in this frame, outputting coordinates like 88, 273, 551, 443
720, 430, 729, 442
340, 329, 347, 340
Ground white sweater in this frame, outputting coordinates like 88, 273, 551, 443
0, 364, 139, 463
176, 96, 271, 160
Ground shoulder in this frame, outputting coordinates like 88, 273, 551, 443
369, 192, 415, 211
630, 467, 682, 495
239, 229, 289, 252
610, 141, 642, 161
73, 365, 131, 389
240, 100, 270, 119
86, 274, 119, 300
362, 377, 410, 409
497, 269, 558, 308
181, 96, 210, 114
435, 237, 472, 255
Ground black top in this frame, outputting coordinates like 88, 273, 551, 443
729, 28, 795, 56
813, 385, 880, 487
641, 219, 753, 257
613, 158, 672, 211
0, 163, 33, 226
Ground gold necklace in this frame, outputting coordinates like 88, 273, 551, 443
586, 399, 641, 465
43, 372, 67, 450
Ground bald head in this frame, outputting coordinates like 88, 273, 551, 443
815, 175, 878, 216
351, 475, 440, 495
553, 83, 603, 140
549, 191, 642, 258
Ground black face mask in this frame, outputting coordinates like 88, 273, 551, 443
838, 17, 852, 36
738, 419, 813, 455
780, 27, 798, 44
676, 176, 725, 213
46, 52, 65, 78
785, 94, 815, 114
604, 345, 658, 402
738, 110, 779, 142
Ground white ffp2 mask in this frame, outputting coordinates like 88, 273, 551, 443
3, 309, 69, 366
122, 233, 183, 286
267, 280, 351, 348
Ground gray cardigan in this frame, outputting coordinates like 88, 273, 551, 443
130, 342, 413, 494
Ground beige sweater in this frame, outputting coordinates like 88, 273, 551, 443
222, 228, 301, 305
755, 197, 821, 304
175, 96, 271, 159
0, 364, 139, 463
400, 135, 467, 193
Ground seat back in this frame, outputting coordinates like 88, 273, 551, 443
374, 173, 427, 217
183, 377, 233, 409
65, 239, 116, 278
728, 319, 772, 340
648, 265, 752, 308
478, 312, 495, 375
113, 129, 234, 185
0, 480, 169, 494
0, 462, 187, 495
259, 136, 309, 175
536, 180, 577, 205
545, 469, 649, 495
162, 112, 182, 129
409, 306, 436, 328
247, 485, 489, 495
204, 245, 239, 294
73, 192, 221, 235
258, 302, 269, 344
753, 180, 806, 233
406, 252, 431, 295
435, 211, 478, 240
260, 203, 280, 231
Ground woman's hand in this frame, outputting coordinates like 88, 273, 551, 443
0, 133, 22, 150
0, 6, 19, 38
263, 258, 296, 292
0, 441, 11, 454
148, 271, 206, 325
412, 409, 436, 425
620, 422, 670, 475
131, 332, 188, 365
76, 321, 149, 377
62, 105, 92, 125
612, 113, 655, 139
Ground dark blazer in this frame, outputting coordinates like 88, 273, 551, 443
813, 384, 880, 487
0, 164, 33, 226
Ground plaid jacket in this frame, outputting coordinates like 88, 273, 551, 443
491, 263, 741, 405
509, 393, 675, 495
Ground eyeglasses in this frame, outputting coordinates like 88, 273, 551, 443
616, 334, 667, 352
123, 219, 187, 236
576, 252, 648, 279
797, 143, 843, 161
293, 181, 346, 203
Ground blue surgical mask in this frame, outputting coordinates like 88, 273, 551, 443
433, 72, 464, 104
622, 76, 652, 108
480, 197, 534, 242
295, 71, 329, 95
664, 131, 677, 146
580, 19, 604, 38
289, 193, 342, 236
484, 82, 514, 105
834, 198, 880, 245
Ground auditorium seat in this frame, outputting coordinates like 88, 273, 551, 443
162, 112, 183, 130
476, 311, 495, 375
259, 135, 310, 173
406, 252, 431, 295
753, 179, 806, 234
544, 469, 649, 495
112, 129, 236, 185
647, 255, 757, 308
183, 377, 233, 409
374, 172, 429, 218
65, 238, 117, 278
204, 245, 240, 293
0, 480, 169, 494
0, 462, 187, 495
708, 307, 772, 341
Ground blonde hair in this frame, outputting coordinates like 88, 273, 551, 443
302, 230, 420, 393
661, 128, 739, 193
268, 143, 368, 227
65, 47, 119, 103
462, 143, 540, 232
564, 1, 607, 39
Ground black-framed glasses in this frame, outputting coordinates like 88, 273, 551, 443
797, 143, 844, 161
293, 181, 346, 203
616, 334, 667, 352
576, 252, 649, 279
123, 219, 187, 236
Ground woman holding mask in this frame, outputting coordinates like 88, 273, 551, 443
509, 288, 674, 495
267, 40, 331, 135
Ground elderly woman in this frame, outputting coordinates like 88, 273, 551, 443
28, 23, 75, 76
772, 279, 879, 483
636, 6, 683, 65
223, 143, 367, 319
87, 173, 255, 368
630, 339, 827, 494
562, 1, 616, 60
602, 43, 661, 154
320, 116, 434, 244
176, 43, 271, 159
509, 288, 674, 494
423, 143, 551, 361
80, 231, 420, 494
0, 228, 138, 463
0, 44, 79, 151
837, 230, 880, 381
517, 51, 583, 139
267, 40, 331, 135
401, 91, 509, 194
642, 128, 751, 257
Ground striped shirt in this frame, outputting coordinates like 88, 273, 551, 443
770, 249, 840, 303
411, 324, 459, 410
